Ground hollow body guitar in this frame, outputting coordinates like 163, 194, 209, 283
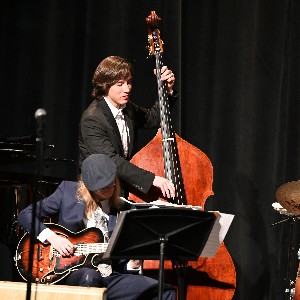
129, 11, 236, 300
15, 224, 107, 284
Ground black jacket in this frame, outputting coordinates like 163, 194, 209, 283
78, 95, 177, 195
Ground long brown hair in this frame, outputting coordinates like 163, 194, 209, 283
77, 177, 123, 218
91, 56, 133, 100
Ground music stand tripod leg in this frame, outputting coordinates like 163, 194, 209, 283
158, 236, 168, 300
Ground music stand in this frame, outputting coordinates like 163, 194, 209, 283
103, 207, 216, 300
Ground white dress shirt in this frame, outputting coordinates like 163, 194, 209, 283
104, 97, 129, 157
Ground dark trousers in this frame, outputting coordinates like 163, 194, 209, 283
65, 268, 176, 300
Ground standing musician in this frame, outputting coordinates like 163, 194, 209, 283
78, 56, 176, 199
17, 153, 176, 300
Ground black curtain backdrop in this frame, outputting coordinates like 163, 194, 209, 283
1, 1, 300, 299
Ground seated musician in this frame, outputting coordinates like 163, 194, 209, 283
17, 153, 176, 300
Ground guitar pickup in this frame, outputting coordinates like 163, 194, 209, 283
37, 245, 44, 261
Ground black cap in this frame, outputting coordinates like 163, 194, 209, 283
81, 154, 116, 191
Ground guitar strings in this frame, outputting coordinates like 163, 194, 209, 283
50, 243, 109, 257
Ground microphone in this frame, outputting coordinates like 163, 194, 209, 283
34, 108, 47, 141
28, 108, 47, 299
35, 108, 47, 119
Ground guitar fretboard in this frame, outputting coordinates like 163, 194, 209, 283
51, 242, 108, 257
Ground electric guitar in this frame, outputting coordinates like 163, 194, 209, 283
14, 224, 108, 284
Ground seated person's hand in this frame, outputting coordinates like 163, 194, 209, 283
47, 233, 76, 257
130, 259, 142, 269
127, 260, 143, 274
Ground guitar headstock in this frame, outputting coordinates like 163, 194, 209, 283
146, 11, 164, 56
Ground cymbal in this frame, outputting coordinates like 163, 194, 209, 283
276, 180, 300, 215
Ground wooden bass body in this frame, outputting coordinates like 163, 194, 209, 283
130, 131, 236, 300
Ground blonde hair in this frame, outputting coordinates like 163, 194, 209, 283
77, 177, 123, 218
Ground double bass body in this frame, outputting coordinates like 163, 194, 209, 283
130, 131, 236, 300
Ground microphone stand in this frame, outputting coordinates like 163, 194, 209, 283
272, 214, 300, 300
26, 109, 46, 300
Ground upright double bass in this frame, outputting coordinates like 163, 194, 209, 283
129, 11, 236, 300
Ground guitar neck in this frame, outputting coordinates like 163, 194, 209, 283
52, 243, 109, 257
74, 243, 109, 255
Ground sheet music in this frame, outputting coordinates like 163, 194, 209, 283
200, 211, 234, 258
122, 198, 203, 210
